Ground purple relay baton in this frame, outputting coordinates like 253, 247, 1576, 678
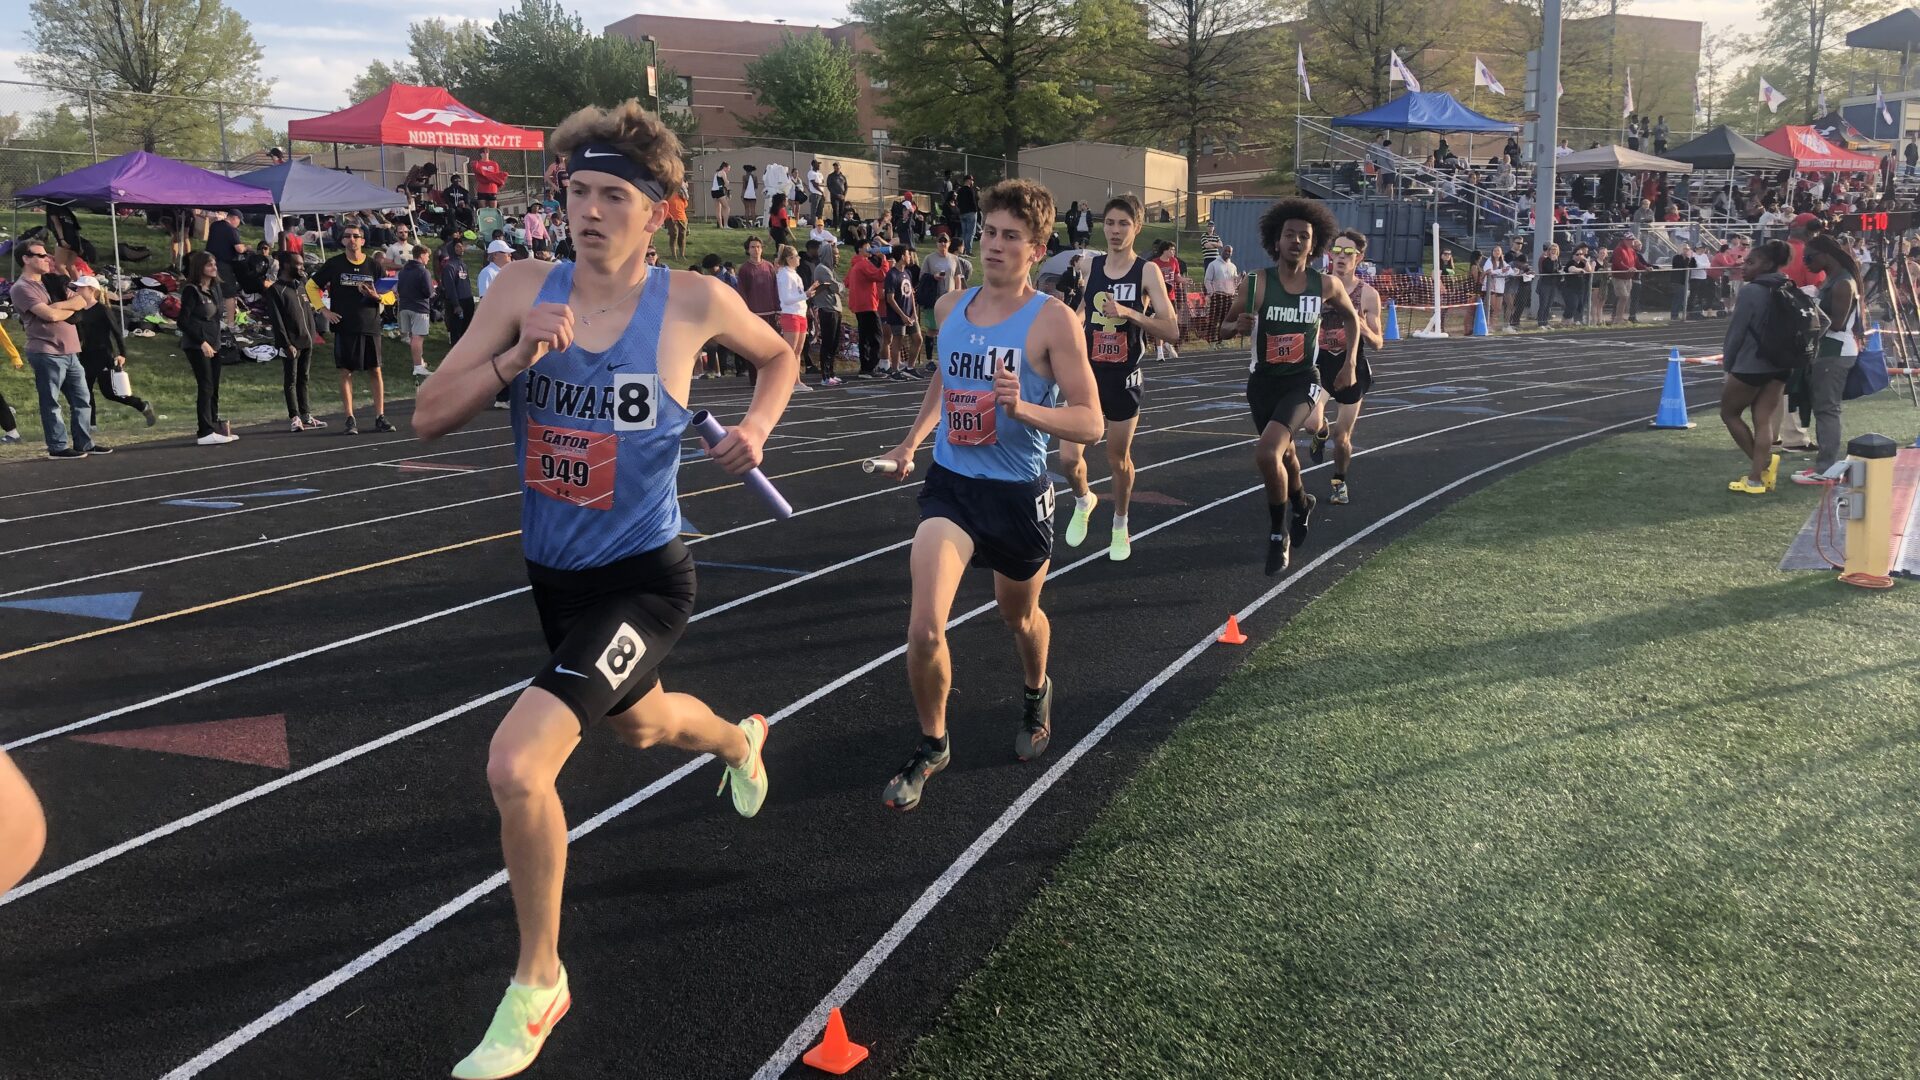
690, 410, 793, 520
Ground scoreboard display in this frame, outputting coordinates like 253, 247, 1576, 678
1844, 210, 1920, 234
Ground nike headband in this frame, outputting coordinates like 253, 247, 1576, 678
565, 144, 668, 201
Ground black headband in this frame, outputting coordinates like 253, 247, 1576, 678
565, 144, 667, 201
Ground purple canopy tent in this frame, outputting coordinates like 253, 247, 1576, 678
15, 151, 276, 332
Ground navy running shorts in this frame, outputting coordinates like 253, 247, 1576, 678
918, 462, 1055, 581
1091, 363, 1143, 422
526, 539, 697, 730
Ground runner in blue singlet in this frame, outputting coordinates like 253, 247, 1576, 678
411, 102, 800, 1080
869, 179, 1102, 812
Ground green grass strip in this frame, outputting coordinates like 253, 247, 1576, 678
901, 394, 1920, 1080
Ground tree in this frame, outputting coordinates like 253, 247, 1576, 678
0, 114, 21, 146
1750, 0, 1899, 122
460, 0, 682, 129
349, 19, 488, 103
1303, 0, 1499, 112
24, 0, 268, 155
1101, 0, 1288, 225
1697, 27, 1735, 126
853, 0, 1135, 167
739, 32, 862, 150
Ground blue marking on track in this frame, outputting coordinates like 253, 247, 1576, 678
1406, 385, 1489, 395
1188, 402, 1244, 412
698, 561, 806, 576
165, 499, 245, 509
0, 591, 143, 622
1366, 396, 1410, 406
1425, 404, 1504, 415
166, 487, 318, 510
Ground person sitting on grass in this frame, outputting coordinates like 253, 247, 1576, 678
1719, 239, 1794, 495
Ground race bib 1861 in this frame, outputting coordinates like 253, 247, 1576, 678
944, 387, 998, 446
526, 422, 617, 509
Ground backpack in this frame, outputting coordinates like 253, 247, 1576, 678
915, 268, 942, 309
1747, 280, 1827, 370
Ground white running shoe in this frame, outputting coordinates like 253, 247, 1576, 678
196, 432, 238, 446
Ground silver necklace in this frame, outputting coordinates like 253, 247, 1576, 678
577, 270, 649, 327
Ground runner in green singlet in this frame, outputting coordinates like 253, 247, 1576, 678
1234, 198, 1361, 575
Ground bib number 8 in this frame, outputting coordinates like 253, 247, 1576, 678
613, 373, 658, 431
594, 621, 648, 688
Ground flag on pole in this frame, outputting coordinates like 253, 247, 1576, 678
1622, 68, 1634, 118
1297, 43, 1311, 102
1759, 77, 1787, 114
1473, 57, 1506, 96
1878, 83, 1893, 124
1389, 50, 1422, 93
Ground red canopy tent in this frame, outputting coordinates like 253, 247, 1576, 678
1755, 125, 1879, 172
287, 84, 544, 151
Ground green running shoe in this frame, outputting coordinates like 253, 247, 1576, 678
451, 967, 571, 1080
883, 736, 951, 811
1064, 493, 1097, 547
715, 714, 769, 818
1108, 526, 1131, 562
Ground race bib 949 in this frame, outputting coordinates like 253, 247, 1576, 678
526, 422, 616, 509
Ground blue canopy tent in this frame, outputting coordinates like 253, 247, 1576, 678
232, 162, 409, 215
1331, 92, 1519, 134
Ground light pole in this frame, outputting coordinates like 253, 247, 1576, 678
641, 34, 660, 113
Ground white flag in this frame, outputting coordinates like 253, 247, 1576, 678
1473, 57, 1506, 96
1389, 50, 1422, 93
1622, 68, 1634, 118
1298, 43, 1311, 102
1877, 84, 1893, 124
1759, 77, 1787, 114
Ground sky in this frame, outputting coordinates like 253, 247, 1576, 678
3, 0, 1767, 119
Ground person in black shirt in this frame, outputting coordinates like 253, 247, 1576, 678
176, 251, 235, 445
205, 209, 247, 328
263, 251, 327, 431
437, 237, 476, 345
311, 224, 393, 435
956, 174, 979, 253
72, 274, 157, 425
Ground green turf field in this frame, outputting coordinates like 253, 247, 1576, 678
900, 394, 1920, 1080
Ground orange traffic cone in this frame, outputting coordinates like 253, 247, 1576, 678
1217, 615, 1248, 645
802, 1007, 870, 1074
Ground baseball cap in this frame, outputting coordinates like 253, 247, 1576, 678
72, 274, 101, 288
1790, 212, 1819, 228
487, 239, 513, 254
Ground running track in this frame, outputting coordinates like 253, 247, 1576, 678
0, 322, 1731, 1079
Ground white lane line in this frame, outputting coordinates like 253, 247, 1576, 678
152, 376, 1716, 1079
0, 424, 510, 503
3, 467, 514, 558
748, 402, 1691, 1080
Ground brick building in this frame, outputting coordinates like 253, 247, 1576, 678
602, 14, 892, 144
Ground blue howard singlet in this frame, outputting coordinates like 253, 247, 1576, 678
512, 262, 691, 571
933, 287, 1058, 482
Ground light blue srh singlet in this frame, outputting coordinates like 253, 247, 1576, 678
933, 288, 1058, 482
512, 262, 691, 571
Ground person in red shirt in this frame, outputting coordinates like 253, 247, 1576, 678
1608, 236, 1645, 324
470, 152, 506, 209
846, 236, 891, 378
1783, 213, 1827, 291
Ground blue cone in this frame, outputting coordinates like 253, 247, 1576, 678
1470, 300, 1487, 337
1383, 301, 1402, 341
1650, 356, 1696, 429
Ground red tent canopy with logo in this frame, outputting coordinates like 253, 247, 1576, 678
1755, 125, 1878, 172
287, 84, 544, 151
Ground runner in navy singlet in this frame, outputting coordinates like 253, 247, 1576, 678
412, 101, 800, 1080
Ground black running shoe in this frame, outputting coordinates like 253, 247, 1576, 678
373, 415, 397, 433
1014, 678, 1054, 762
343, 416, 360, 436
1309, 427, 1329, 465
882, 737, 952, 811
1265, 531, 1291, 576
1290, 493, 1315, 549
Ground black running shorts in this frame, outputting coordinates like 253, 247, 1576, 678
526, 540, 697, 731
1091, 363, 1143, 422
333, 331, 382, 372
1315, 351, 1374, 406
918, 463, 1054, 581
1247, 371, 1323, 433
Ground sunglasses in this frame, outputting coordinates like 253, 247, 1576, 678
1329, 245, 1362, 256
23, 250, 50, 259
